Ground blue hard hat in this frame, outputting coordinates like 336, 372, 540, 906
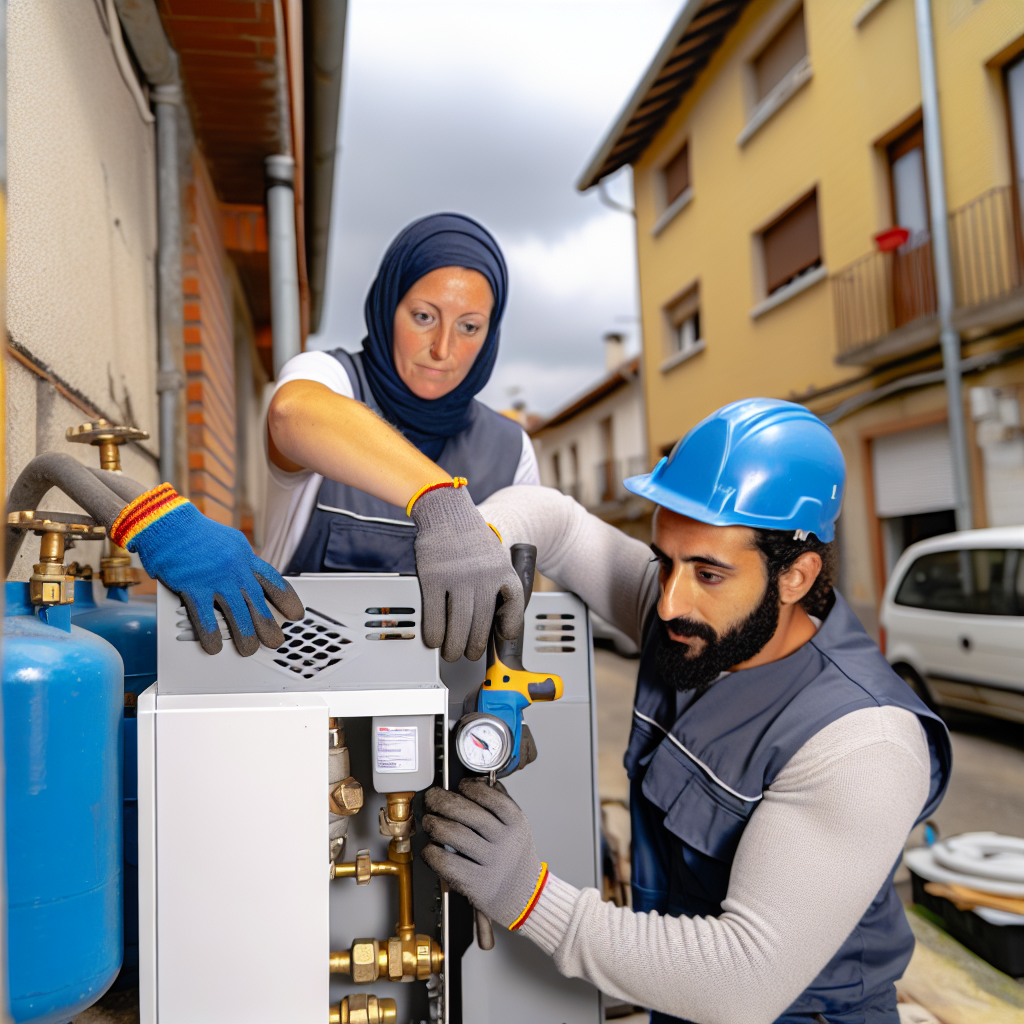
624, 398, 845, 542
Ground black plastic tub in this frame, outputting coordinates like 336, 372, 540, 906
911, 870, 1024, 978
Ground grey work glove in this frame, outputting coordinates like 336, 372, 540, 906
410, 484, 524, 662
421, 778, 545, 930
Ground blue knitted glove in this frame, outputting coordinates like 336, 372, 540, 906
111, 483, 304, 656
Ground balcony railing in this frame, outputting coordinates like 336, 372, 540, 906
948, 186, 1024, 308
832, 237, 936, 357
831, 184, 1024, 363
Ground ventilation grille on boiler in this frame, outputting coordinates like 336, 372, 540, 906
533, 612, 576, 653
176, 603, 356, 681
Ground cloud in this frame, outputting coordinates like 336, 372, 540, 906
313, 0, 680, 416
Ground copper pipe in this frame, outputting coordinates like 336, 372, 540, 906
329, 950, 350, 974
390, 842, 414, 944
331, 860, 399, 880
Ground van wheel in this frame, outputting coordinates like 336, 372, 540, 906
894, 664, 937, 712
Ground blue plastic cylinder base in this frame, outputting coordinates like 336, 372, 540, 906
5, 582, 124, 1022
70, 580, 156, 990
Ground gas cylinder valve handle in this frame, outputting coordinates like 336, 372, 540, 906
6, 511, 106, 607
66, 420, 151, 591
65, 418, 150, 473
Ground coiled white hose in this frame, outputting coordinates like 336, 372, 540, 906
905, 832, 1024, 897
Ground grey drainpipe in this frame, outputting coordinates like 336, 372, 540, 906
266, 155, 302, 378
306, 0, 347, 333
914, 0, 973, 530
112, 0, 184, 488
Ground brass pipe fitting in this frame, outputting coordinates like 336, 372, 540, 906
330, 777, 364, 816
331, 855, 400, 883
329, 994, 397, 1024
331, 792, 441, 981
329, 935, 442, 984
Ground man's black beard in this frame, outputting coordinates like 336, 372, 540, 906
654, 578, 782, 694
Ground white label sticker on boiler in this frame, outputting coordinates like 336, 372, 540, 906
375, 726, 418, 773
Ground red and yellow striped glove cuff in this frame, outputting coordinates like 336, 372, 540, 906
110, 483, 190, 549
509, 863, 549, 931
405, 477, 469, 517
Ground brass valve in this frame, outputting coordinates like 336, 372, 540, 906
329, 934, 443, 984
7, 512, 106, 606
329, 994, 396, 1024
66, 418, 149, 473
66, 418, 149, 588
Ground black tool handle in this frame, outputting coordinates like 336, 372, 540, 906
510, 543, 537, 608
492, 543, 537, 668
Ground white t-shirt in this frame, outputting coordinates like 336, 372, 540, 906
262, 350, 540, 571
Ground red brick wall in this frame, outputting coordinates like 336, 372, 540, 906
183, 153, 236, 525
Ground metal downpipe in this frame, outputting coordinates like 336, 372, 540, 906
111, 0, 183, 488
155, 83, 183, 488
266, 155, 302, 378
914, 0, 973, 530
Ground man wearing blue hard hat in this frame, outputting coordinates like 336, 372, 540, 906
421, 398, 952, 1024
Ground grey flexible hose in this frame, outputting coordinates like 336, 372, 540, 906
89, 467, 148, 503
5, 453, 132, 573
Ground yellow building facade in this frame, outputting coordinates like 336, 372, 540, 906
580, 0, 1024, 632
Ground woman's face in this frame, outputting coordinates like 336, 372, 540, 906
392, 266, 494, 400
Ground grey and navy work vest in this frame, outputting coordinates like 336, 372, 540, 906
286, 349, 524, 575
626, 591, 951, 1024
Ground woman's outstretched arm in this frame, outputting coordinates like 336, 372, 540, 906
268, 379, 451, 506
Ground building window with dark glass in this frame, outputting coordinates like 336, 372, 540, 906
762, 190, 821, 295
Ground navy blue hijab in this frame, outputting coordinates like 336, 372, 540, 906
360, 213, 508, 460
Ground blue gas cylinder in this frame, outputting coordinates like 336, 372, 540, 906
3, 581, 123, 1023
70, 579, 156, 990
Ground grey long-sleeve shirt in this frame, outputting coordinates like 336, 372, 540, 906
480, 486, 929, 1024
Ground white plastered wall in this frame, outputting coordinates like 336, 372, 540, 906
533, 379, 647, 508
6, 0, 160, 578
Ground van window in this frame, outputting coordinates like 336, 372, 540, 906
895, 549, 1023, 615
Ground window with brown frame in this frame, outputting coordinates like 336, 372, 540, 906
664, 142, 691, 206
754, 6, 807, 102
664, 284, 702, 358
762, 191, 821, 295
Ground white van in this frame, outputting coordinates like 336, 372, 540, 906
879, 526, 1024, 723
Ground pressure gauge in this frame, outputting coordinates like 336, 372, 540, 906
454, 713, 514, 776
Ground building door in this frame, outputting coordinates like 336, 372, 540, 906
887, 124, 936, 327
872, 422, 957, 577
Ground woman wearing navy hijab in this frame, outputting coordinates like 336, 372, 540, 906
265, 213, 538, 663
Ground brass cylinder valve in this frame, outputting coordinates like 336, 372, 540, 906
66, 418, 149, 473
7, 512, 106, 606
66, 419, 150, 588
328, 994, 396, 1024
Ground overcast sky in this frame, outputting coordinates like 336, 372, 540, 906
312, 0, 681, 417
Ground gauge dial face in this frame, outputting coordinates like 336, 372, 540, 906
455, 716, 512, 773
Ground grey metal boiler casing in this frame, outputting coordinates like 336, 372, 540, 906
138, 574, 602, 1024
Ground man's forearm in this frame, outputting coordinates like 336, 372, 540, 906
481, 485, 658, 644
517, 708, 930, 1024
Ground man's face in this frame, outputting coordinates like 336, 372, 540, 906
650, 508, 779, 691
